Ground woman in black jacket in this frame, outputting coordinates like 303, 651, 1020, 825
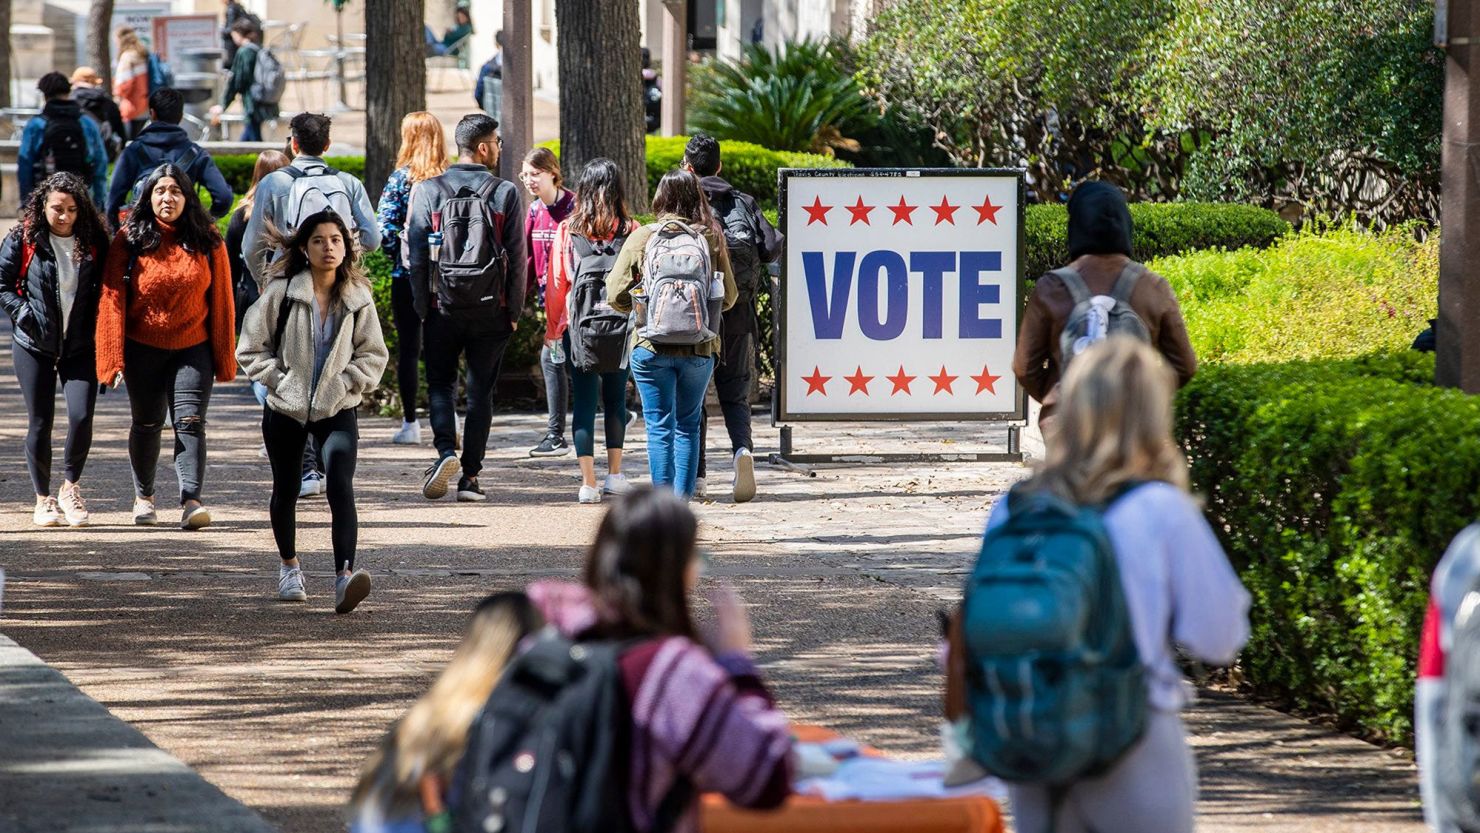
0, 172, 111, 526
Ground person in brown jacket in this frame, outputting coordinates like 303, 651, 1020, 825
1012, 181, 1197, 430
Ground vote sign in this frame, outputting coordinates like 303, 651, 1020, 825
776, 169, 1025, 421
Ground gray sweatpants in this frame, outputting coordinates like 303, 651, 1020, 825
1009, 710, 1196, 833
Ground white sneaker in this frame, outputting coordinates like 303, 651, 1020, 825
299, 472, 324, 498
133, 496, 158, 526
335, 569, 372, 614
58, 482, 89, 526
391, 420, 422, 445
32, 496, 61, 527
732, 449, 756, 504
278, 566, 307, 601
578, 484, 602, 504
692, 477, 707, 498
602, 473, 632, 495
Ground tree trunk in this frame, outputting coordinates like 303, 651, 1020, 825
555, 0, 649, 212
364, 0, 427, 202
87, 0, 116, 90
0, 0, 12, 108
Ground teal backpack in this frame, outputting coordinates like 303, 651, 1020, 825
961, 485, 1147, 785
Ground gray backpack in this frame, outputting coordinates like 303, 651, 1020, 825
1440, 571, 1480, 830
638, 219, 716, 345
1052, 263, 1150, 366
250, 45, 287, 106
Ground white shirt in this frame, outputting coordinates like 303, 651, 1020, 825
985, 481, 1251, 711
50, 234, 78, 340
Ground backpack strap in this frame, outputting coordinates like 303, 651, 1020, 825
1109, 262, 1144, 304
18, 238, 35, 295
272, 289, 294, 352
175, 144, 203, 179
1051, 267, 1091, 306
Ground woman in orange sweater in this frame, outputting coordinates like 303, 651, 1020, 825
112, 27, 151, 138
97, 163, 236, 529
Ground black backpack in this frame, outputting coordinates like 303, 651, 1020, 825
429, 175, 508, 314
451, 632, 690, 833
712, 191, 764, 305
128, 144, 203, 208
567, 231, 632, 373
37, 112, 90, 183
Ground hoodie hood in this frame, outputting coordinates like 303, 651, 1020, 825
41, 99, 83, 121
699, 175, 735, 200
135, 122, 193, 152
1066, 181, 1133, 260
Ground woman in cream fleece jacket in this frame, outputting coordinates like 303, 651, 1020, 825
236, 209, 387, 614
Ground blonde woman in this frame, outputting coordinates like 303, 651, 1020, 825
979, 337, 1249, 833
377, 112, 448, 444
349, 592, 541, 833
112, 28, 151, 138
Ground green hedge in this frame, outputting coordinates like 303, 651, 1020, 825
1023, 202, 1290, 279
212, 155, 368, 196
1175, 352, 1467, 744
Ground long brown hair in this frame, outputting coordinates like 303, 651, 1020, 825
566, 157, 630, 240
348, 593, 541, 822
651, 168, 715, 231
394, 112, 449, 183
19, 173, 109, 265
583, 487, 700, 639
240, 150, 291, 214
1024, 336, 1190, 504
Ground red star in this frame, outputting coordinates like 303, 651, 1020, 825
970, 365, 1002, 394
844, 366, 874, 395
888, 196, 917, 225
802, 366, 831, 396
886, 366, 916, 395
973, 195, 1002, 225
804, 196, 832, 226
930, 196, 960, 225
928, 366, 958, 394
846, 196, 874, 225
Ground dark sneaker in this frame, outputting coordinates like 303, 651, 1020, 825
528, 435, 571, 457
335, 569, 372, 614
421, 454, 461, 500
456, 476, 487, 502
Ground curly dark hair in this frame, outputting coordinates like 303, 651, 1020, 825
124, 163, 222, 255
267, 209, 368, 305
20, 172, 109, 265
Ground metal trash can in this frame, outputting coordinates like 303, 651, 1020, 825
174, 48, 224, 126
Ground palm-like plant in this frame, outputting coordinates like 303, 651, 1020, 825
689, 39, 878, 156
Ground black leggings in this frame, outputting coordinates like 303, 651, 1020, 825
12, 342, 96, 496
264, 406, 359, 572
124, 340, 214, 504
390, 279, 422, 420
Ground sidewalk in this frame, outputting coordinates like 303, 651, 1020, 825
0, 317, 1422, 831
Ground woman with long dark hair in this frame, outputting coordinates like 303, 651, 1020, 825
525, 487, 792, 831
543, 157, 638, 503
96, 163, 236, 530
237, 209, 387, 613
605, 170, 736, 498
0, 172, 110, 526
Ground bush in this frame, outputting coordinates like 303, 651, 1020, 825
689, 39, 878, 156
211, 154, 368, 196
1175, 352, 1468, 744
1153, 225, 1437, 364
541, 134, 848, 209
1023, 202, 1290, 280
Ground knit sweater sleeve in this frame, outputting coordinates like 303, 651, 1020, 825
631, 639, 793, 823
95, 232, 131, 383
207, 241, 238, 381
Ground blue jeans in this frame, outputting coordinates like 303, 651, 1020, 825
240, 118, 262, 141
630, 347, 714, 497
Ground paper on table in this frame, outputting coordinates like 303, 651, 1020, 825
796, 758, 1008, 803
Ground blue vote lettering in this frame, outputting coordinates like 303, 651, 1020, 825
800, 250, 1004, 340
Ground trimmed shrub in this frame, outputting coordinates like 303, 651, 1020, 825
1175, 352, 1466, 744
211, 154, 368, 196
1023, 202, 1290, 279
1152, 224, 1437, 364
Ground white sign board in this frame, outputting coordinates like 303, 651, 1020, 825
152, 15, 220, 63
776, 169, 1024, 422
110, 1, 174, 63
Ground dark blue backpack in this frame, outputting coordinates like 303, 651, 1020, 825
146, 53, 175, 93
961, 485, 1147, 785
